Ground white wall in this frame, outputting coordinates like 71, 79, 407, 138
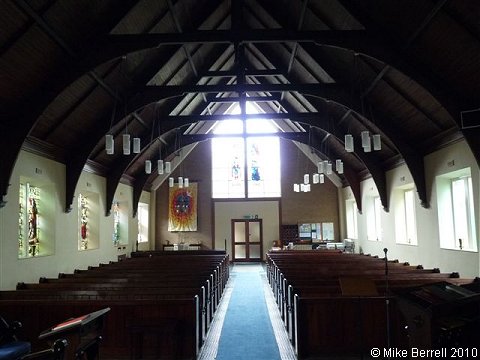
214, 200, 280, 260
0, 151, 152, 290
341, 140, 480, 278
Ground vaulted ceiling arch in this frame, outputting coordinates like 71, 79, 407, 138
1, 0, 478, 216
0, 31, 446, 208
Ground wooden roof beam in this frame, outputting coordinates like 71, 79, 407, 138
204, 69, 285, 77
87, 30, 368, 67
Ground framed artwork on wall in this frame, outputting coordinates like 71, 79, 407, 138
168, 182, 198, 231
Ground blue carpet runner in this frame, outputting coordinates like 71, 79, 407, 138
216, 269, 281, 360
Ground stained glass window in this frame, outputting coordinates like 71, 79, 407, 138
78, 194, 89, 250
18, 183, 41, 257
113, 201, 120, 245
247, 137, 280, 198
137, 202, 149, 244
211, 102, 281, 198
211, 137, 245, 198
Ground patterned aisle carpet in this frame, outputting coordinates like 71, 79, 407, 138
199, 263, 296, 360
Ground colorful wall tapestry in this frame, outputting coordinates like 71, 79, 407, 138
168, 182, 197, 231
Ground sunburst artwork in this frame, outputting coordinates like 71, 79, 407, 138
168, 182, 197, 231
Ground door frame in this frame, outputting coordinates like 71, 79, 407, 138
231, 218, 263, 262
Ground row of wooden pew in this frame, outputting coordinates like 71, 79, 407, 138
0, 250, 229, 359
266, 250, 477, 359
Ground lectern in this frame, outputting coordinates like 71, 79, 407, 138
38, 308, 110, 360
396, 282, 480, 348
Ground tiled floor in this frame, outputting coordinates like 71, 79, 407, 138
198, 263, 296, 360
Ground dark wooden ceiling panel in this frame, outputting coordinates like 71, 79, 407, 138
0, 2, 30, 46
110, 1, 170, 34
444, 0, 480, 36
41, 1, 121, 44
308, 0, 363, 30
381, 67, 456, 131
32, 76, 100, 138
409, 12, 480, 100
0, 26, 64, 103
347, 0, 435, 41
1, 0, 479, 211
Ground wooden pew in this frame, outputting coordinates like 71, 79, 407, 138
1, 252, 230, 359
0, 298, 199, 359
294, 295, 402, 358
265, 251, 475, 359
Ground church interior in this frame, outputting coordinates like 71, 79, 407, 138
1, 0, 480, 359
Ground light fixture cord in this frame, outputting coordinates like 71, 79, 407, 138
176, 128, 183, 177
120, 56, 129, 135
109, 90, 118, 133
157, 114, 162, 159
369, 102, 376, 128
124, 102, 129, 135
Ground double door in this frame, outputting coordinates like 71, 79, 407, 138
231, 219, 263, 262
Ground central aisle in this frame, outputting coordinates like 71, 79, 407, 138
215, 264, 281, 360
199, 263, 295, 360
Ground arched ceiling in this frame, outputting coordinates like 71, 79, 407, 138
1, 0, 479, 216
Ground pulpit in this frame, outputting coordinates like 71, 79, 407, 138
396, 282, 480, 348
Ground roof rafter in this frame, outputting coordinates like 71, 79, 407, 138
296, 43, 430, 208
0, 2, 139, 208
337, 0, 480, 168
86, 29, 368, 67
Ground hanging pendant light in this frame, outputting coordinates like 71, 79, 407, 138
326, 162, 333, 175
303, 174, 310, 184
304, 184, 311, 192
169, 177, 174, 188
364, 141, 372, 152
133, 137, 141, 154
123, 134, 131, 155
145, 160, 152, 174
361, 131, 370, 147
313, 173, 320, 184
373, 134, 381, 151
336, 159, 344, 174
184, 178, 189, 188
165, 161, 171, 173
178, 177, 184, 188
293, 183, 300, 192
157, 160, 164, 175
320, 174, 325, 184
345, 134, 354, 153
105, 135, 114, 155
317, 161, 324, 174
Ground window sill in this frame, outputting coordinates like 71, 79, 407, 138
18, 253, 53, 259
440, 247, 478, 253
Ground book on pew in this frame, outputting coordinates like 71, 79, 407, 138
52, 315, 88, 331
39, 307, 110, 340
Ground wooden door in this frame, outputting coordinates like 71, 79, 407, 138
231, 219, 263, 262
